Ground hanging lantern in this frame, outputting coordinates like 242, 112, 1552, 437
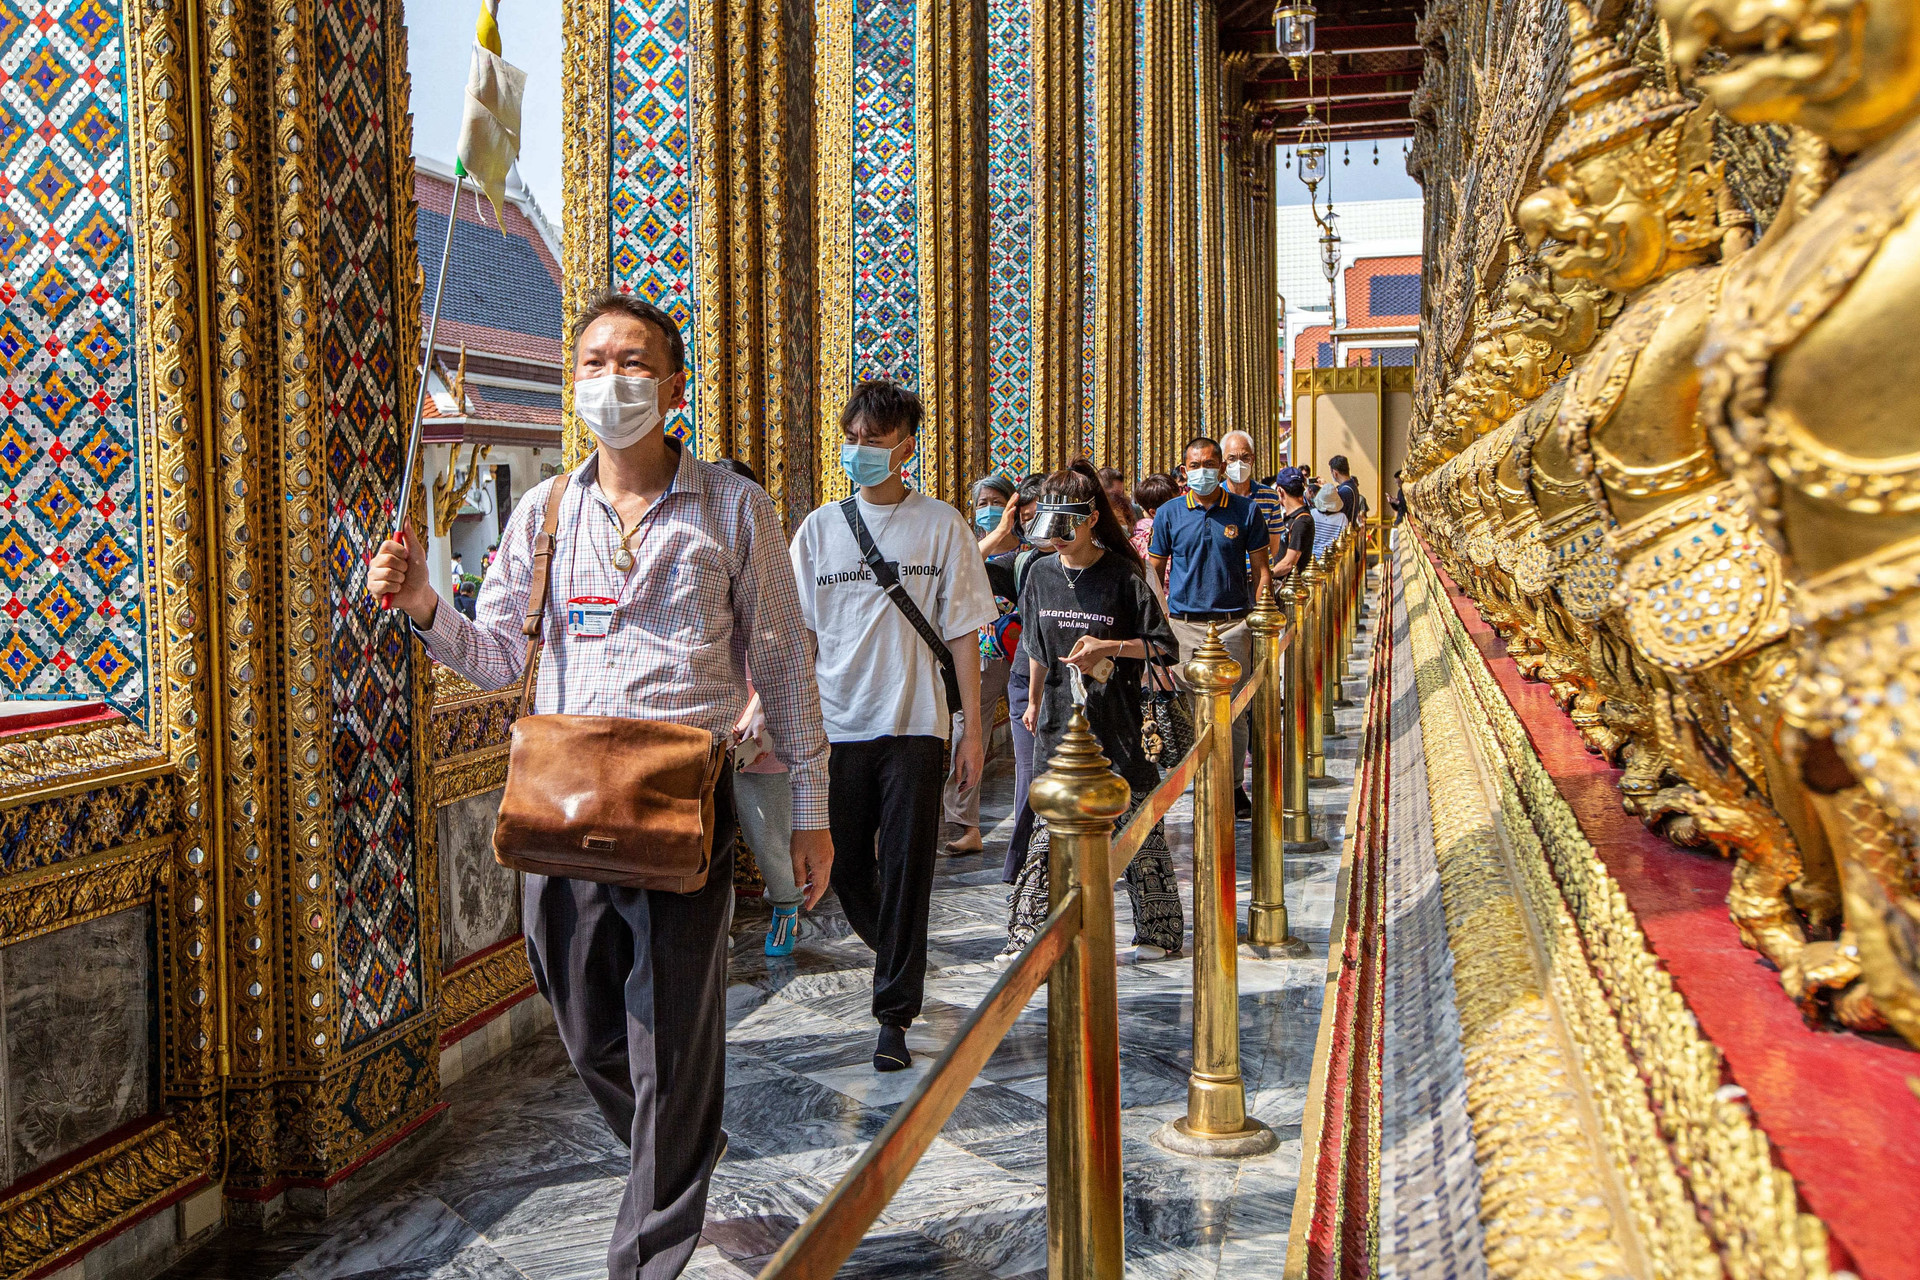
1297, 142, 1327, 188
1295, 102, 1329, 191
1273, 1, 1317, 61
1319, 216, 1341, 282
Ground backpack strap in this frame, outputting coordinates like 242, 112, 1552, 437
517, 474, 570, 717
840, 496, 964, 716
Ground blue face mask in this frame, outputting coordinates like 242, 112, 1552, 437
841, 440, 902, 488
1187, 467, 1222, 496
974, 505, 1004, 532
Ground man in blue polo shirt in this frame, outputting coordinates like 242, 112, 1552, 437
1148, 435, 1271, 817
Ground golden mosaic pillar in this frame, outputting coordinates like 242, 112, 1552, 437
811, 0, 988, 506
1138, 0, 1174, 475
1168, 2, 1203, 463
564, 0, 818, 522
1194, 0, 1227, 439
1028, 0, 1087, 469
1089, 0, 1136, 471
916, 0, 993, 504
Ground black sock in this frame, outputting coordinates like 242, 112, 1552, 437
873, 1023, 911, 1072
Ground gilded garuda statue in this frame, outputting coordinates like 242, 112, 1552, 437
1512, 0, 1867, 1022
1666, 0, 1920, 1046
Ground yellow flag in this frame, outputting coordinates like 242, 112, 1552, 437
454, 0, 526, 226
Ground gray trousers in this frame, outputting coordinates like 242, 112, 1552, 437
1169, 615, 1252, 789
942, 656, 1011, 829
523, 783, 736, 1280
734, 768, 800, 908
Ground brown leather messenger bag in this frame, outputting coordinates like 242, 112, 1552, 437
491, 475, 727, 893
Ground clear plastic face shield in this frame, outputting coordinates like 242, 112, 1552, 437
1025, 499, 1094, 545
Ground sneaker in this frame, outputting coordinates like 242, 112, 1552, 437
874, 1023, 912, 1072
764, 905, 799, 958
1132, 943, 1174, 961
1234, 787, 1252, 819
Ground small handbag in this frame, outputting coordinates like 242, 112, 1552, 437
492, 475, 728, 893
1141, 651, 1193, 767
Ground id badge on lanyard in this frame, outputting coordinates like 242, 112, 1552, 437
566, 596, 617, 639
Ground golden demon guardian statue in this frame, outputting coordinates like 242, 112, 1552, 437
1669, 0, 1920, 1047
1511, 0, 1869, 1024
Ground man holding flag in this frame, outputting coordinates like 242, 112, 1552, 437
371, 8, 835, 1278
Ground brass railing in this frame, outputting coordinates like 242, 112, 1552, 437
756, 523, 1368, 1279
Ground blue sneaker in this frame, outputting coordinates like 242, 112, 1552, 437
764, 905, 799, 957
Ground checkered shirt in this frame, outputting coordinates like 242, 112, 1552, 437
419, 446, 832, 828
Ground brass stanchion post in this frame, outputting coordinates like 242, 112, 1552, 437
1352, 520, 1370, 634
1247, 588, 1310, 953
1153, 626, 1277, 1157
1320, 548, 1351, 725
1033, 708, 1129, 1276
1327, 541, 1353, 710
1280, 570, 1326, 853
1351, 521, 1367, 652
1303, 555, 1335, 786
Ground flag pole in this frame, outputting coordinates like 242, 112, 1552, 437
385, 167, 466, 606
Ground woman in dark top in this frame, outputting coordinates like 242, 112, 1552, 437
999, 461, 1184, 960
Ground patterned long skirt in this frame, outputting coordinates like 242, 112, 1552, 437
1005, 789, 1184, 954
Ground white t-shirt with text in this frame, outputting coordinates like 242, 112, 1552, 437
790, 492, 1000, 743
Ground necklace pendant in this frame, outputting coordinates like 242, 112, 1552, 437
613, 548, 635, 572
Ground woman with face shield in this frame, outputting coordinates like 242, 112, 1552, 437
999, 462, 1185, 961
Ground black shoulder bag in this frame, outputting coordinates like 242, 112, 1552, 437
840, 497, 964, 715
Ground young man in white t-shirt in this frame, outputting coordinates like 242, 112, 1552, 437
790, 380, 999, 1072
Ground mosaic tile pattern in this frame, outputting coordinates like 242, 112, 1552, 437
1079, 0, 1095, 453
850, 0, 918, 391
608, 0, 699, 446
984, 0, 1031, 477
1132, 0, 1142, 467
317, 0, 420, 1048
0, 0, 150, 721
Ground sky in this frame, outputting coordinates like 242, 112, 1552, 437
1272, 141, 1423, 206
406, 0, 566, 221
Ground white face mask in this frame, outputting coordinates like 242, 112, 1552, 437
575, 374, 663, 449
1225, 460, 1254, 484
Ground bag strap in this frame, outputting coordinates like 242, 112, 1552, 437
517, 473, 571, 717
839, 496, 964, 715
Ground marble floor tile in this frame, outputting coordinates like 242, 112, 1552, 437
488, 1214, 617, 1280
700, 1173, 835, 1260
439, 1161, 624, 1245
683, 1243, 759, 1279
720, 1071, 890, 1156
747, 1223, 1002, 1280
339, 1240, 526, 1280
284, 1193, 478, 1278
173, 709, 1362, 1280
875, 1139, 1043, 1227
946, 1122, 1048, 1184
1216, 1229, 1293, 1279
907, 1193, 1049, 1278
155, 1229, 332, 1280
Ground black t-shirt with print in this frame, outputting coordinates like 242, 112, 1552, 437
1281, 506, 1315, 560
1018, 551, 1176, 791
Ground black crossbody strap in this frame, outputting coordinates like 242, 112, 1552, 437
840, 496, 964, 715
